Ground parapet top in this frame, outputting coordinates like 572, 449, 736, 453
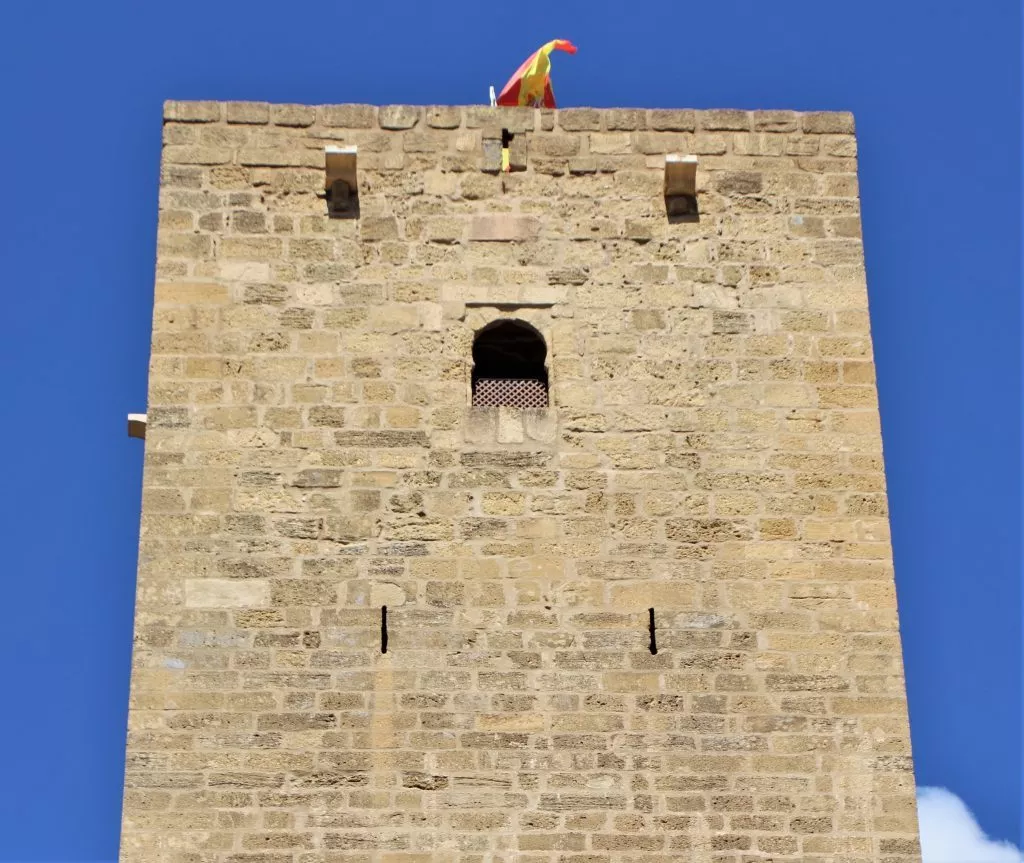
163, 101, 855, 135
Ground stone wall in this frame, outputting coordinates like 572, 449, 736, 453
122, 101, 921, 863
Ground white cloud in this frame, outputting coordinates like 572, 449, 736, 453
918, 786, 1022, 863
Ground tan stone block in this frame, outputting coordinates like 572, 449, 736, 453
379, 105, 421, 129
699, 109, 750, 131
154, 282, 229, 304
531, 135, 581, 157
425, 105, 462, 128
588, 133, 632, 155
476, 713, 545, 732
319, 103, 375, 127
495, 408, 525, 443
467, 214, 540, 242
649, 109, 696, 131
752, 110, 798, 132
164, 100, 221, 122
803, 111, 856, 134
481, 492, 525, 516
609, 581, 696, 609
184, 579, 269, 608
269, 103, 315, 126
370, 582, 407, 607
558, 108, 601, 131
226, 102, 269, 124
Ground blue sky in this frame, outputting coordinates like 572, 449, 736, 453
0, 1, 1020, 859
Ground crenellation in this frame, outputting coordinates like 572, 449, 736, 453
123, 100, 919, 863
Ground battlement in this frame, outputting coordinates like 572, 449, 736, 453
160, 101, 856, 180
164, 100, 855, 132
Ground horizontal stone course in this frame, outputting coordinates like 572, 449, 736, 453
164, 101, 859, 138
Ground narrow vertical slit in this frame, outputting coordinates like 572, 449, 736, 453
381, 605, 388, 654
501, 128, 512, 173
648, 607, 658, 655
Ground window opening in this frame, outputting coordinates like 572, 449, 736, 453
471, 319, 549, 408
501, 129, 513, 173
381, 606, 388, 654
648, 608, 658, 655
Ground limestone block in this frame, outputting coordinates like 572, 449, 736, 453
464, 408, 498, 444
523, 409, 557, 443
468, 214, 540, 242
370, 582, 408, 607
496, 407, 525, 443
226, 102, 269, 124
270, 103, 315, 127
379, 105, 421, 130
426, 106, 462, 129
319, 104, 375, 128
184, 579, 269, 608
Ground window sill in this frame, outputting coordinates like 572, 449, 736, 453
464, 406, 557, 446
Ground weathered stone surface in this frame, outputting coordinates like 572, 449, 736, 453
481, 138, 503, 173
465, 106, 534, 132
291, 469, 342, 488
123, 101, 920, 863
604, 109, 646, 130
153, 282, 229, 304
699, 109, 751, 130
804, 110, 856, 134
184, 579, 269, 608
269, 103, 315, 127
467, 214, 540, 242
164, 100, 221, 122
752, 109, 798, 132
649, 108, 696, 131
359, 215, 399, 241
425, 105, 462, 129
557, 108, 602, 131
379, 105, 421, 130
334, 430, 429, 447
226, 102, 269, 124
318, 103, 375, 128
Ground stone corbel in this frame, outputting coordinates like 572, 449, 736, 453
325, 146, 358, 217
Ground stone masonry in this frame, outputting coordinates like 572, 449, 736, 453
121, 101, 921, 863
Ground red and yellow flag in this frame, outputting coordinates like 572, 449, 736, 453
497, 40, 577, 109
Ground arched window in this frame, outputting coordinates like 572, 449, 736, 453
471, 320, 549, 408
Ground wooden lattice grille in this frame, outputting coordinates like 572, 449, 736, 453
472, 378, 549, 408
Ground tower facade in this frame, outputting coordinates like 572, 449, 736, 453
122, 101, 921, 863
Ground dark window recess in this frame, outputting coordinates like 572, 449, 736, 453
471, 320, 549, 408
501, 128, 513, 171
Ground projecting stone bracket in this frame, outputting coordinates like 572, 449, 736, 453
127, 413, 147, 440
324, 146, 359, 218
664, 154, 699, 218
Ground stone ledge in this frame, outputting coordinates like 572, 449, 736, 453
162, 102, 856, 136
464, 407, 558, 446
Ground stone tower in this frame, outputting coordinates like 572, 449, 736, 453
121, 101, 921, 863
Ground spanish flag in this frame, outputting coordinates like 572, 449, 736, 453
497, 40, 578, 109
